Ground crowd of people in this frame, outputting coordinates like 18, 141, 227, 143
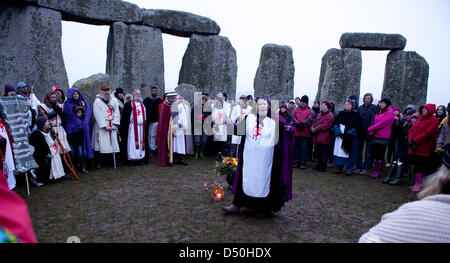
0, 79, 449, 242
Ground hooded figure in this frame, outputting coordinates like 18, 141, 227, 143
157, 92, 178, 167
408, 104, 439, 191
63, 88, 94, 172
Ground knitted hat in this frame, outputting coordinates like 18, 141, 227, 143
114, 88, 124, 96
322, 100, 332, 110
289, 99, 295, 104
280, 103, 288, 109
300, 95, 309, 104
393, 106, 400, 112
52, 85, 62, 92
4, 85, 15, 94
379, 98, 392, 107
36, 116, 48, 130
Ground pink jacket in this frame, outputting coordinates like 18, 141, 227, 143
311, 111, 334, 145
367, 106, 395, 139
293, 106, 314, 137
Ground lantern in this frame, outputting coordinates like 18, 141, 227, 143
211, 183, 224, 201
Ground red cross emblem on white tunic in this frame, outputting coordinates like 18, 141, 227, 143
217, 112, 223, 122
52, 144, 59, 155
137, 109, 141, 116
106, 108, 113, 118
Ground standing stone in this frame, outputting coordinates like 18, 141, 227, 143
253, 44, 294, 101
340, 33, 407, 51
179, 34, 237, 102
0, 5, 69, 101
35, 0, 142, 25
316, 48, 362, 111
382, 50, 429, 110
106, 22, 164, 97
72, 73, 110, 109
175, 83, 201, 108
142, 9, 220, 38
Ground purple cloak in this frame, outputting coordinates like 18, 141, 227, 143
232, 114, 294, 205
63, 88, 94, 159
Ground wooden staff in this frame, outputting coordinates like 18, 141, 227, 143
38, 107, 78, 180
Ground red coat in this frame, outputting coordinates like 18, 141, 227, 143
408, 104, 439, 157
293, 106, 314, 137
311, 111, 334, 145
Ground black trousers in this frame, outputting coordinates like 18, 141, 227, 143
372, 143, 388, 162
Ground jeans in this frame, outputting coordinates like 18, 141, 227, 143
148, 122, 158, 151
295, 136, 309, 163
70, 144, 83, 159
356, 133, 372, 171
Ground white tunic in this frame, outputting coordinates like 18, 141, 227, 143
212, 103, 230, 142
39, 104, 71, 153
0, 122, 16, 190
41, 131, 65, 180
242, 114, 276, 198
92, 96, 120, 153
173, 102, 188, 155
127, 102, 146, 160
230, 105, 253, 144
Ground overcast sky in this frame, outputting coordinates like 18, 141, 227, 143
61, 0, 450, 107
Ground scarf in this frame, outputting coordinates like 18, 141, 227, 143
132, 101, 145, 149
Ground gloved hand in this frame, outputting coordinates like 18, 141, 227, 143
436, 147, 444, 154
409, 140, 418, 150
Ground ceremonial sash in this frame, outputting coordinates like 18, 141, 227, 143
132, 101, 146, 149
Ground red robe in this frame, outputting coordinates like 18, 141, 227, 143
157, 101, 173, 167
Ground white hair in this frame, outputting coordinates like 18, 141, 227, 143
418, 165, 450, 199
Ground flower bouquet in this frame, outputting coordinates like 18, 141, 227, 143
215, 156, 238, 188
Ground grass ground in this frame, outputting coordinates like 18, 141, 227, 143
15, 156, 418, 243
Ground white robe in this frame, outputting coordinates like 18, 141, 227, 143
212, 102, 230, 142
242, 114, 276, 198
41, 131, 65, 180
127, 102, 146, 160
173, 102, 188, 155
92, 96, 120, 154
0, 122, 16, 190
39, 104, 71, 153
230, 105, 253, 144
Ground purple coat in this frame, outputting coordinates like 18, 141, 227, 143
232, 114, 294, 203
367, 106, 395, 140
63, 88, 94, 159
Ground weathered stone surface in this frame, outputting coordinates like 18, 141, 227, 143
179, 34, 237, 102
382, 50, 429, 110
106, 22, 165, 97
36, 0, 142, 25
0, 5, 68, 100
316, 48, 362, 111
339, 33, 406, 50
142, 9, 220, 38
175, 83, 201, 108
253, 44, 294, 101
72, 73, 110, 108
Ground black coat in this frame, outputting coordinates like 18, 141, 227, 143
143, 96, 162, 123
29, 130, 51, 183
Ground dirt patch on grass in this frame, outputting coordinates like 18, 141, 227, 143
15, 157, 417, 243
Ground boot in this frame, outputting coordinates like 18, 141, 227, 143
79, 158, 88, 174
389, 164, 403, 185
200, 146, 205, 159
222, 204, 240, 215
383, 161, 397, 183
369, 160, 383, 178
194, 147, 199, 159
317, 162, 326, 172
179, 154, 188, 166
411, 173, 424, 192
